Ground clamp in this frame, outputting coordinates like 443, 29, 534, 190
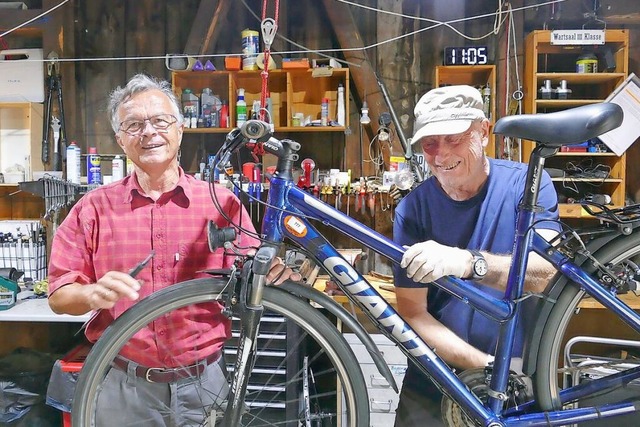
42, 51, 68, 171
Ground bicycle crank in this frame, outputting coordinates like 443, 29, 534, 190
441, 367, 532, 426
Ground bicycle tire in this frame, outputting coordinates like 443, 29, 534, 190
71, 278, 369, 426
535, 230, 640, 424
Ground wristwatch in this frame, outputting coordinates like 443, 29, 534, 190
468, 250, 488, 280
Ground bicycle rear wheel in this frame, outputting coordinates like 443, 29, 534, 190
71, 278, 369, 426
535, 230, 640, 425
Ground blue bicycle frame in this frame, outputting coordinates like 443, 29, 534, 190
247, 142, 640, 426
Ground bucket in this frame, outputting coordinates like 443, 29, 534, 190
241, 29, 260, 70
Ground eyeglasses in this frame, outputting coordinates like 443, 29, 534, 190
119, 114, 178, 135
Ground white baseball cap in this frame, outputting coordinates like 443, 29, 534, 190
412, 85, 486, 145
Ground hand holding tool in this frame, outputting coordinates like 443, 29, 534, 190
128, 251, 156, 278
76, 251, 156, 336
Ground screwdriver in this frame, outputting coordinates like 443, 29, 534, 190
76, 251, 155, 335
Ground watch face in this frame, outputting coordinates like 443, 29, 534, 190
474, 258, 488, 277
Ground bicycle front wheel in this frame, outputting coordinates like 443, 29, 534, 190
72, 278, 369, 426
535, 230, 640, 425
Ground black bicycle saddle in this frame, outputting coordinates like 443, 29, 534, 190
493, 103, 623, 147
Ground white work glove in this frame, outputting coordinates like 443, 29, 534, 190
401, 240, 472, 283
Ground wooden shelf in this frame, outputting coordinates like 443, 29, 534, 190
184, 126, 347, 134
172, 69, 350, 129
523, 29, 629, 218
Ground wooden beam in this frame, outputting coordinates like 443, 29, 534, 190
321, 0, 388, 177
183, 0, 228, 56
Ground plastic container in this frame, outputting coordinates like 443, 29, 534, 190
0, 277, 18, 310
241, 29, 260, 70
112, 155, 124, 181
58, 343, 92, 427
65, 141, 81, 184
181, 88, 200, 128
576, 52, 598, 73
200, 88, 216, 127
87, 147, 102, 185
3, 171, 24, 184
220, 101, 229, 128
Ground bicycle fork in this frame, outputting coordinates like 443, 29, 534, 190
222, 246, 278, 426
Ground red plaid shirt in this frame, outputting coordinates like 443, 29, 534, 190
48, 169, 260, 367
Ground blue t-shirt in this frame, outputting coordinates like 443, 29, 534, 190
392, 158, 561, 394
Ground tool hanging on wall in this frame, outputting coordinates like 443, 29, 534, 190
42, 52, 68, 171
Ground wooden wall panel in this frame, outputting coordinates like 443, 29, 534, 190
13, 0, 639, 199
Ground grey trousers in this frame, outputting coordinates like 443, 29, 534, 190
394, 385, 444, 427
93, 354, 229, 427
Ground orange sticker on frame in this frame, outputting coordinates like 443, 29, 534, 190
284, 215, 307, 238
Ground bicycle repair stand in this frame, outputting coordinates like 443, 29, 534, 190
42, 51, 68, 172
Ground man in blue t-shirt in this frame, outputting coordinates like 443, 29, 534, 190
393, 85, 561, 426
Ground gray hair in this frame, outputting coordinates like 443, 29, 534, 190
108, 73, 183, 133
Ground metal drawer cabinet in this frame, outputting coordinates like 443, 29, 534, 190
344, 333, 407, 426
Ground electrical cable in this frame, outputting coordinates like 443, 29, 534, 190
1, 0, 569, 66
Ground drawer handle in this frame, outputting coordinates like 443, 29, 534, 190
369, 398, 393, 413
369, 374, 390, 388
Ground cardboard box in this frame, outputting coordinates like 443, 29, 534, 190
0, 49, 44, 102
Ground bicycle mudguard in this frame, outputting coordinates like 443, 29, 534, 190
279, 281, 398, 392
523, 228, 634, 375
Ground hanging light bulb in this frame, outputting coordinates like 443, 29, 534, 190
360, 101, 371, 125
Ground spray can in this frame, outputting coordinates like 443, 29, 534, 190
321, 98, 329, 126
66, 141, 81, 184
220, 100, 229, 128
241, 29, 260, 70
236, 88, 247, 127
112, 155, 124, 181
87, 147, 102, 185
482, 85, 491, 119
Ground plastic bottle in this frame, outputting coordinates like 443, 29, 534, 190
87, 147, 102, 185
200, 88, 215, 127
337, 83, 346, 126
220, 101, 229, 128
112, 155, 124, 181
181, 88, 200, 121
236, 88, 247, 127
321, 97, 329, 126
66, 141, 81, 184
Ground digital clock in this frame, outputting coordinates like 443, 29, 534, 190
444, 46, 489, 66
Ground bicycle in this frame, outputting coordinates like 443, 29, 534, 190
71, 101, 640, 426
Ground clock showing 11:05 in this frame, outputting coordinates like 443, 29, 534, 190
444, 46, 489, 65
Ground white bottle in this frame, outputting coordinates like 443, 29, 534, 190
236, 88, 247, 127
112, 155, 124, 181
337, 83, 345, 126
66, 141, 81, 184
